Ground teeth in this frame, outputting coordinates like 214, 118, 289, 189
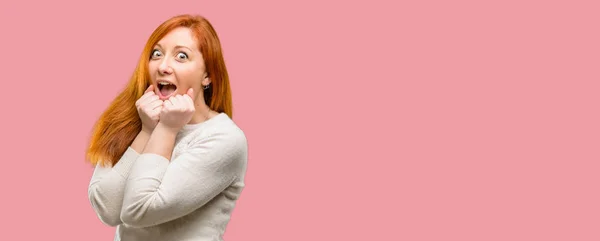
159, 82, 173, 85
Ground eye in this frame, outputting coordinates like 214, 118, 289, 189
177, 52, 188, 60
151, 49, 162, 59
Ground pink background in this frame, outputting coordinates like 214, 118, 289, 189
0, 0, 599, 240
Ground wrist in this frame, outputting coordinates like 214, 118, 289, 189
142, 122, 178, 160
141, 126, 153, 135
155, 122, 180, 135
131, 128, 152, 154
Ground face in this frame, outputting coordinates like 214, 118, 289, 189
148, 27, 211, 103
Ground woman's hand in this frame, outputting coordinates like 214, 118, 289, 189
136, 85, 163, 133
159, 88, 195, 133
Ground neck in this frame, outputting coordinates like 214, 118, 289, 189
189, 104, 215, 124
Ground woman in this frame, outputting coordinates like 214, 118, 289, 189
86, 14, 248, 241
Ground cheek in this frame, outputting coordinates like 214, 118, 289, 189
148, 63, 158, 81
177, 69, 203, 88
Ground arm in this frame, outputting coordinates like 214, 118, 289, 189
87, 129, 151, 226
119, 123, 246, 228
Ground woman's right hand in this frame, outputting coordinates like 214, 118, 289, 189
136, 85, 163, 132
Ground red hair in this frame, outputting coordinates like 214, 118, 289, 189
86, 14, 233, 167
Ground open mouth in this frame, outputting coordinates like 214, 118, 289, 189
157, 81, 178, 99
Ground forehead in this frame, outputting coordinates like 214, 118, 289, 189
156, 27, 198, 49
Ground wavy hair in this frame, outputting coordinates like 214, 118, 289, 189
86, 14, 233, 167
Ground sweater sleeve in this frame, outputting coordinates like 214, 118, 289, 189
88, 147, 140, 226
120, 131, 246, 228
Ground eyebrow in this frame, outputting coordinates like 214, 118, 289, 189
155, 43, 194, 52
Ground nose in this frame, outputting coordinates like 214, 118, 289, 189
158, 58, 173, 75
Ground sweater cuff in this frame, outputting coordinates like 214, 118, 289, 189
112, 147, 140, 178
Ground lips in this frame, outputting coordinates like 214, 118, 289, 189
156, 80, 178, 100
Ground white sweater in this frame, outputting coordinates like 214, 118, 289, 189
88, 113, 248, 241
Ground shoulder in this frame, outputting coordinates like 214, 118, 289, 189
186, 114, 248, 157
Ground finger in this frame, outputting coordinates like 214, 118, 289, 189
137, 89, 157, 105
176, 94, 186, 104
144, 94, 160, 103
177, 95, 191, 111
186, 88, 194, 101
138, 85, 155, 104
179, 95, 190, 109
136, 92, 149, 106
151, 108, 163, 117
183, 93, 194, 108
163, 99, 173, 109
138, 94, 158, 109
145, 85, 154, 94
169, 96, 181, 108
185, 90, 194, 102
150, 100, 163, 110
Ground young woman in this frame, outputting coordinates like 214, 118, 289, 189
86, 14, 248, 241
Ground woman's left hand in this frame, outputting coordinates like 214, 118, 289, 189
159, 88, 195, 132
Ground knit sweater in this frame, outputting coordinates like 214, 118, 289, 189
88, 113, 248, 241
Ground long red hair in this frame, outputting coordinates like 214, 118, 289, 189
86, 14, 233, 167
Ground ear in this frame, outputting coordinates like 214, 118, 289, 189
201, 75, 211, 87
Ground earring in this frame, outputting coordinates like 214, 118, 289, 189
203, 84, 210, 90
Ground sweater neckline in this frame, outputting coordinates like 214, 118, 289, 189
181, 112, 227, 131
